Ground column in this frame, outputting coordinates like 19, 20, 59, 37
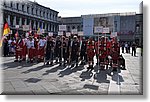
13, 16, 16, 26
41, 22, 43, 29
48, 23, 50, 31
19, 17, 22, 26
33, 20, 36, 29
8, 15, 10, 25
24, 18, 27, 25
45, 23, 47, 31
51, 24, 53, 31
38, 22, 40, 28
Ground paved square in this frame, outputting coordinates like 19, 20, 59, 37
0, 48, 143, 95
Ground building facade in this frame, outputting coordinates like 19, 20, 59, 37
1, 0, 59, 36
59, 17, 83, 32
82, 12, 143, 46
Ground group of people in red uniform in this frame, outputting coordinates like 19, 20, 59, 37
3, 34, 125, 72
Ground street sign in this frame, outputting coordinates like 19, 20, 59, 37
94, 26, 103, 33
103, 27, 110, 33
66, 32, 71, 37
71, 29, 78, 34
48, 32, 53, 36
78, 31, 84, 36
23, 25, 29, 31
58, 31, 63, 35
15, 25, 19, 29
110, 32, 117, 38
59, 25, 67, 31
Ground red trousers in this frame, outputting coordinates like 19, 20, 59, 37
38, 47, 44, 58
22, 46, 27, 59
28, 48, 34, 59
15, 50, 22, 60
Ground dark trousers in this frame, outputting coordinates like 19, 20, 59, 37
71, 51, 78, 63
80, 51, 87, 62
132, 48, 136, 56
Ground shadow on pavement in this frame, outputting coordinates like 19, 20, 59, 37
58, 66, 85, 77
79, 71, 93, 81
94, 70, 110, 84
24, 78, 41, 83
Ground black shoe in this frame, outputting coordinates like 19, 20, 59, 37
14, 60, 18, 62
30, 60, 33, 63
46, 62, 49, 65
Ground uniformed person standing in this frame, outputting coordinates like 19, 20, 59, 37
80, 37, 87, 65
26, 36, 35, 63
86, 37, 95, 71
37, 36, 46, 62
70, 36, 80, 68
45, 36, 54, 65
14, 36, 23, 62
55, 36, 62, 65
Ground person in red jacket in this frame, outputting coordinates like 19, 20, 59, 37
86, 37, 95, 71
14, 36, 23, 62
22, 36, 27, 61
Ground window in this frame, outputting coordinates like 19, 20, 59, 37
36, 9, 38, 15
43, 12, 45, 18
16, 3, 19, 10
10, 1, 13, 8
32, 8, 34, 15
22, 5, 24, 12
27, 6, 29, 13
72, 26, 75, 29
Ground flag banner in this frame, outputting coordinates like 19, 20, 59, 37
48, 32, 53, 36
66, 32, 71, 37
110, 32, 117, 38
58, 31, 63, 35
71, 29, 77, 34
94, 26, 103, 33
3, 22, 10, 36
103, 27, 110, 33
23, 25, 29, 31
78, 31, 84, 36
59, 25, 67, 31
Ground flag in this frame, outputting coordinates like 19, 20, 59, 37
37, 26, 42, 34
3, 21, 10, 36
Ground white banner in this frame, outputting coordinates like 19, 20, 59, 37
66, 32, 71, 37
103, 27, 110, 33
48, 32, 53, 36
94, 26, 103, 33
71, 29, 78, 34
78, 31, 84, 36
59, 25, 67, 31
15, 25, 19, 29
58, 31, 63, 35
110, 32, 117, 38
23, 25, 29, 31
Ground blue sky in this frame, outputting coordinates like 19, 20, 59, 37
30, 0, 142, 17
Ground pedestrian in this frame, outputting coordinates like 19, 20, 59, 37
121, 42, 125, 53
3, 37, 9, 57
132, 42, 137, 56
125, 42, 128, 53
128, 42, 131, 53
